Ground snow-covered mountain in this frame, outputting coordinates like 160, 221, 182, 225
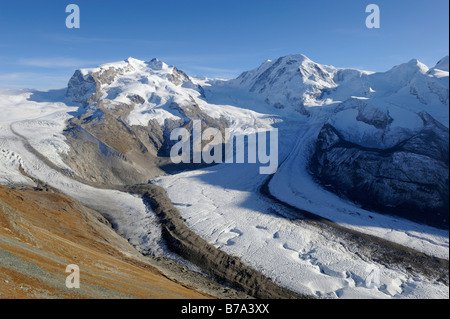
63, 56, 276, 184
66, 54, 449, 123
1, 53, 449, 299
61, 54, 449, 228
227, 54, 448, 116
257, 55, 448, 229
66, 57, 207, 126
228, 54, 342, 113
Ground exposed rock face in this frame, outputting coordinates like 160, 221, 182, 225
66, 70, 99, 106
355, 103, 394, 130
137, 184, 308, 299
66, 63, 132, 106
310, 113, 449, 229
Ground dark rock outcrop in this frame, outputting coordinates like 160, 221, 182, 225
310, 113, 449, 229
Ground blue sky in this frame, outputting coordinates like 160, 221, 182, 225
0, 0, 448, 88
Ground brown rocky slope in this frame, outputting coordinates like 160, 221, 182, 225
0, 184, 213, 299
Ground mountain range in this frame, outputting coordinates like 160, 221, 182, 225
62, 54, 449, 229
0, 53, 448, 299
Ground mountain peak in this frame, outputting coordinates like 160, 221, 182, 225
125, 57, 143, 63
274, 54, 314, 67
147, 57, 168, 71
123, 57, 170, 71
230, 53, 337, 113
405, 58, 428, 71
407, 58, 420, 64
435, 56, 449, 72
281, 53, 310, 61
387, 58, 429, 76
66, 55, 196, 108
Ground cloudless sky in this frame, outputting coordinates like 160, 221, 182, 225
0, 0, 448, 88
